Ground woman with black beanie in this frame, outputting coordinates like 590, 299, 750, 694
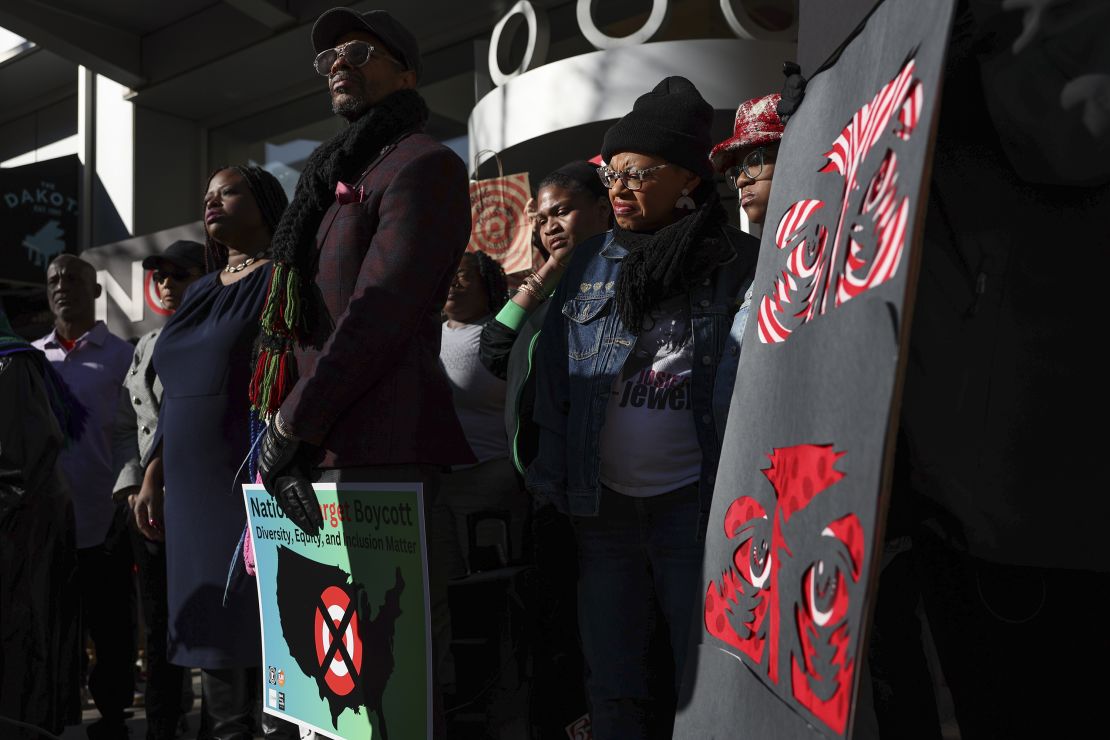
526, 77, 759, 739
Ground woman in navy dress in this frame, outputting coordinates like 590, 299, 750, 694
133, 165, 291, 740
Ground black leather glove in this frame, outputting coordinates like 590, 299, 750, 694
777, 61, 807, 124
258, 422, 323, 535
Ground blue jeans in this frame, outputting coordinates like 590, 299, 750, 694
573, 484, 704, 740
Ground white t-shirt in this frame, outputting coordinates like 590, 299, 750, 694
599, 295, 702, 496
440, 321, 509, 465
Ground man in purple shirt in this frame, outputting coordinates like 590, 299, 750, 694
32, 254, 136, 740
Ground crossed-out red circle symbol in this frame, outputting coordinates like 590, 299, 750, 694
314, 585, 363, 696
144, 270, 172, 317
469, 175, 531, 272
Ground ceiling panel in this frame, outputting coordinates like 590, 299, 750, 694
38, 0, 216, 36
0, 48, 76, 126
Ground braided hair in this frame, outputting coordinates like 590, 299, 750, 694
532, 160, 612, 260
469, 250, 508, 314
536, 160, 608, 201
203, 165, 290, 271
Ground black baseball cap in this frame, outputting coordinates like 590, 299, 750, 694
311, 8, 422, 82
141, 240, 206, 272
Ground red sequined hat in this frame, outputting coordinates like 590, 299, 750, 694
710, 93, 784, 172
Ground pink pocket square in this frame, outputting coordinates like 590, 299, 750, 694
335, 180, 365, 204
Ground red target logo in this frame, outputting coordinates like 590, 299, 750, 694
467, 172, 533, 273
144, 269, 172, 317
313, 585, 363, 696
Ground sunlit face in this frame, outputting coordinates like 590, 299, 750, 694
606, 151, 701, 232
203, 169, 266, 250
46, 255, 99, 324
534, 184, 611, 256
732, 144, 778, 226
327, 31, 416, 119
444, 253, 489, 323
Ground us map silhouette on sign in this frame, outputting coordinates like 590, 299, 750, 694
245, 483, 432, 740
275, 547, 405, 733
673, 0, 956, 737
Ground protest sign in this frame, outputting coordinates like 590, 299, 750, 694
674, 0, 956, 736
467, 171, 534, 273
244, 483, 431, 740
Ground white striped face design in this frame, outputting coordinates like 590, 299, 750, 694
757, 58, 924, 345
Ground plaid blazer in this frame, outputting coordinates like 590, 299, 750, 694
281, 131, 475, 468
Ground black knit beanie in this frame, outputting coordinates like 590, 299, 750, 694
601, 76, 714, 179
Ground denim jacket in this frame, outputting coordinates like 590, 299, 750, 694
526, 226, 758, 533
712, 283, 754, 441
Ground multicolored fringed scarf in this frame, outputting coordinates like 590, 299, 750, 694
0, 309, 87, 445
250, 89, 430, 419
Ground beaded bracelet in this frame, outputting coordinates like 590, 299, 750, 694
517, 281, 545, 301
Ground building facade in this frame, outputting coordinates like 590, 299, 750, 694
0, 0, 796, 338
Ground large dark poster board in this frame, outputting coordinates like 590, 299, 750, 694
0, 155, 80, 287
796, 0, 881, 76
674, 0, 956, 737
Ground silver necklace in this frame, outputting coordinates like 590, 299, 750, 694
224, 252, 269, 273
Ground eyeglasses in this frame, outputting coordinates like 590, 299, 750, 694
313, 40, 401, 76
725, 148, 773, 190
597, 163, 669, 191
153, 269, 191, 283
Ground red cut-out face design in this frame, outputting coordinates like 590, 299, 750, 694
704, 496, 773, 664
791, 513, 865, 735
704, 444, 863, 734
758, 57, 924, 344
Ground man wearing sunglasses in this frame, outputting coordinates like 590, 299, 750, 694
254, 9, 472, 736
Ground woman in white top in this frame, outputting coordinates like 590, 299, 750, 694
436, 250, 523, 578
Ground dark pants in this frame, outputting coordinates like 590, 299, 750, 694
129, 527, 186, 740
528, 501, 589, 738
199, 667, 298, 740
572, 485, 703, 740
77, 505, 136, 738
866, 544, 942, 740
911, 525, 1110, 739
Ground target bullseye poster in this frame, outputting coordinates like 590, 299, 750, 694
243, 483, 431, 740
466, 171, 533, 273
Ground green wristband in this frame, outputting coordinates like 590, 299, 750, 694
495, 300, 529, 331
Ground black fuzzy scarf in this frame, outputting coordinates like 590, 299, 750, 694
251, 89, 429, 418
613, 188, 733, 334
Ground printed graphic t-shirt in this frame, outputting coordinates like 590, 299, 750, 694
599, 294, 702, 496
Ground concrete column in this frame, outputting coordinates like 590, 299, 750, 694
76, 65, 135, 248
95, 74, 134, 237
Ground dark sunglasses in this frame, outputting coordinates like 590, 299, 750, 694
153, 269, 191, 283
313, 40, 402, 76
